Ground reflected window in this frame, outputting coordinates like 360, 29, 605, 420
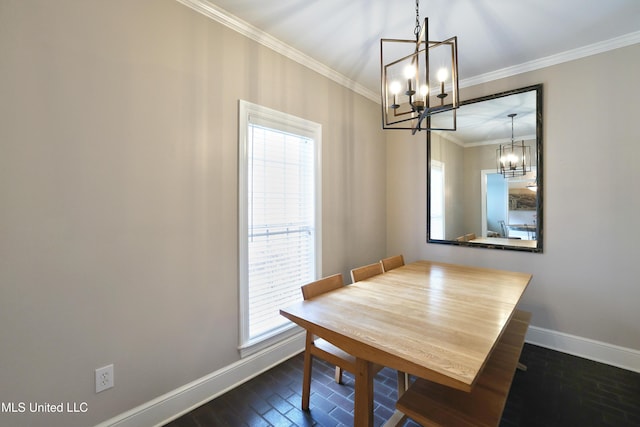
430, 160, 445, 239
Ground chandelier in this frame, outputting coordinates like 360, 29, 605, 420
380, 0, 459, 133
497, 113, 532, 178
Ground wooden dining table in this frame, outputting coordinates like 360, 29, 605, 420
280, 260, 532, 426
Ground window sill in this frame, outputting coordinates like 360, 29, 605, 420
239, 324, 304, 359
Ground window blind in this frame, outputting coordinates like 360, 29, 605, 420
247, 123, 316, 340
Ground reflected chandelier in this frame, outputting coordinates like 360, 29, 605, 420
380, 0, 459, 133
497, 113, 532, 178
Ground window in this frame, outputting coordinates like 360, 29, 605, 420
430, 160, 445, 239
238, 101, 321, 356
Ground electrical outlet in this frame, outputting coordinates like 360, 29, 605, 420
95, 364, 114, 393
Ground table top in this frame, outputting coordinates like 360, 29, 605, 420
507, 224, 536, 231
280, 260, 531, 392
470, 237, 538, 248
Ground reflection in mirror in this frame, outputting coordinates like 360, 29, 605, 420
427, 84, 543, 252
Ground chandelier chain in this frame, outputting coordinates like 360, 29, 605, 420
414, 0, 421, 39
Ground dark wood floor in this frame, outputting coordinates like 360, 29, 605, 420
164, 344, 640, 427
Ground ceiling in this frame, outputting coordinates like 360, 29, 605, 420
432, 90, 537, 146
202, 0, 640, 98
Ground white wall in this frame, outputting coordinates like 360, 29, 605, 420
0, 1, 386, 426
387, 44, 640, 354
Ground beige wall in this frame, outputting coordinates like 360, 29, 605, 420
2, 1, 638, 426
0, 1, 386, 426
387, 44, 640, 351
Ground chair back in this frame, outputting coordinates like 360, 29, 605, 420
499, 220, 508, 237
301, 273, 344, 300
350, 262, 384, 283
381, 254, 404, 272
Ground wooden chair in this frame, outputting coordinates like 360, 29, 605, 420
499, 220, 522, 240
380, 254, 405, 272
350, 262, 384, 283
393, 310, 532, 427
300, 273, 383, 410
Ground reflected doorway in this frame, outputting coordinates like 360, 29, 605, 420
481, 168, 537, 240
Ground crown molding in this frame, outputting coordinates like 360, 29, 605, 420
461, 30, 640, 88
175, 0, 380, 103
177, 1, 640, 104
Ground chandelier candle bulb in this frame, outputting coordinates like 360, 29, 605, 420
390, 81, 401, 109
437, 68, 449, 104
406, 79, 415, 96
437, 68, 448, 82
438, 67, 448, 95
404, 65, 416, 79
420, 84, 428, 102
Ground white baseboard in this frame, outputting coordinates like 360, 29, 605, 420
526, 326, 640, 373
94, 332, 305, 427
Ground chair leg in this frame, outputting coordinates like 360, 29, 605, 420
302, 334, 314, 411
334, 366, 343, 384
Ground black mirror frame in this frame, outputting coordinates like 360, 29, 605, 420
427, 84, 543, 253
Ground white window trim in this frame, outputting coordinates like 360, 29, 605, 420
238, 100, 322, 358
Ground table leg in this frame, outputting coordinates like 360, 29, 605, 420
397, 371, 409, 397
354, 357, 374, 427
381, 410, 408, 427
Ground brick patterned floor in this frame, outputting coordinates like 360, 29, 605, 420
164, 344, 640, 426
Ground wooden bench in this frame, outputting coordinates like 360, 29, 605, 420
393, 309, 532, 427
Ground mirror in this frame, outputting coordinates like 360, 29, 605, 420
427, 84, 543, 252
